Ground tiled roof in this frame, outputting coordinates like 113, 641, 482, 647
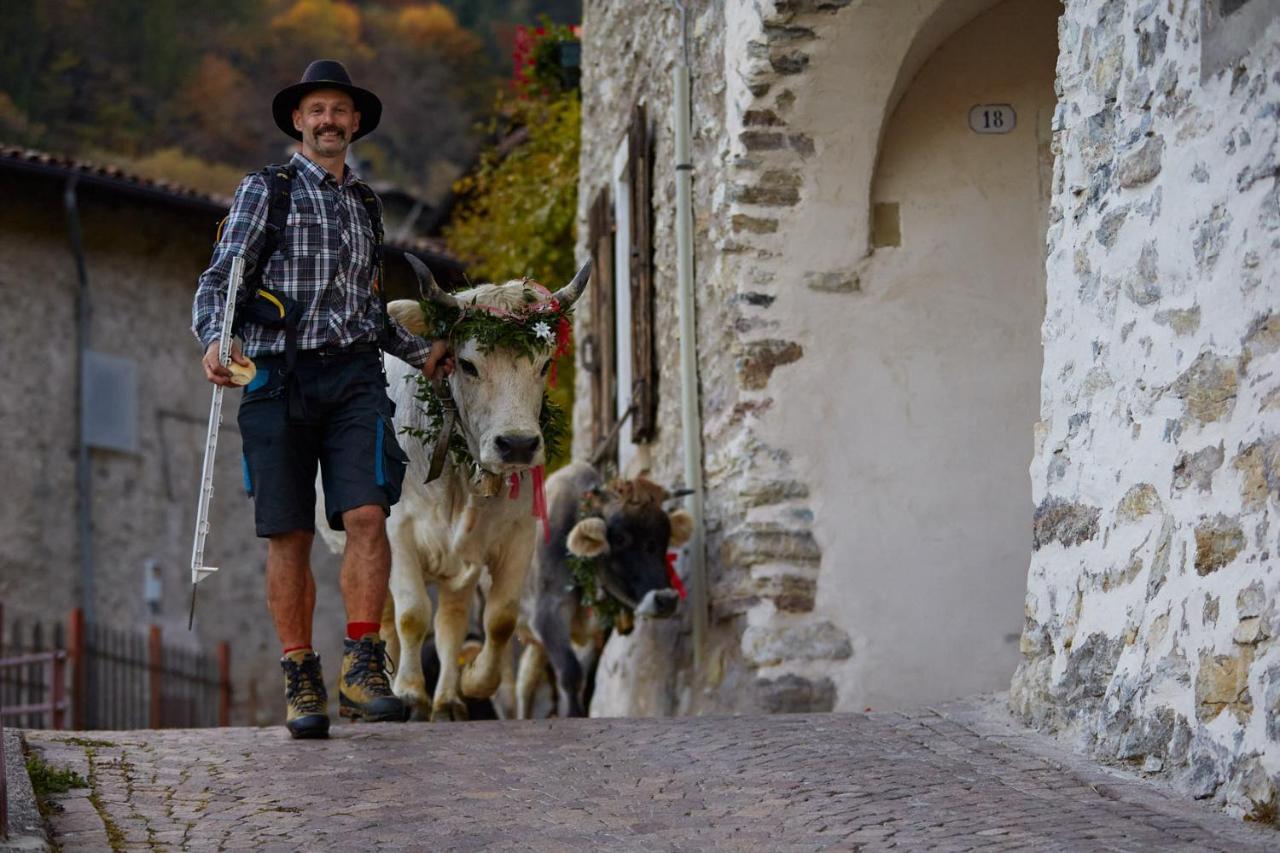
0, 145, 232, 209
0, 144, 459, 264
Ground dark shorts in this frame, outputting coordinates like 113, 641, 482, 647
237, 349, 409, 538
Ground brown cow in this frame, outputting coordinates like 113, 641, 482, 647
515, 462, 693, 718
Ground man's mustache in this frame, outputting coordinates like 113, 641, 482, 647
314, 125, 345, 139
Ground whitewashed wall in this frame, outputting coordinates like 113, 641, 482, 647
1011, 0, 1280, 820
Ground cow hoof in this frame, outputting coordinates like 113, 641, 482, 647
410, 704, 432, 723
431, 700, 469, 723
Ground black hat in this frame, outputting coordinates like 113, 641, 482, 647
272, 60, 382, 142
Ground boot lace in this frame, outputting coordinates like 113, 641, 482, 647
284, 656, 326, 713
350, 638, 393, 694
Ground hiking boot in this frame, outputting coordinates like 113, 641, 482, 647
339, 633, 407, 722
280, 650, 330, 740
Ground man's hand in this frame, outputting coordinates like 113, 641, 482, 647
421, 339, 454, 381
203, 340, 251, 387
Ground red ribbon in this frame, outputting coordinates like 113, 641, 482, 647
665, 552, 687, 600
506, 469, 549, 544
532, 465, 550, 544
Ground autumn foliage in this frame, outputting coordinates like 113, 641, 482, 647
0, 0, 569, 199
444, 20, 582, 468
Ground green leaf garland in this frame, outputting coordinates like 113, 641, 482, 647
401, 292, 572, 480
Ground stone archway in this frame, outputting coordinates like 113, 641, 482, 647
817, 0, 1060, 709
722, 0, 1063, 712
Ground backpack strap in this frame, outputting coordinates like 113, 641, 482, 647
256, 163, 295, 286
352, 179, 391, 348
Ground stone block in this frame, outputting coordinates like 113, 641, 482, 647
1243, 311, 1280, 363
770, 51, 810, 75
1055, 632, 1122, 704
1154, 305, 1200, 334
738, 478, 809, 507
1172, 443, 1224, 492
1192, 203, 1232, 272
742, 620, 851, 666
723, 522, 822, 567
1121, 241, 1161, 306
1170, 351, 1238, 424
730, 214, 779, 235
1237, 581, 1266, 619
803, 270, 859, 293
740, 131, 786, 151
754, 673, 836, 713
1032, 497, 1101, 550
1095, 204, 1129, 248
1193, 514, 1245, 575
1233, 436, 1280, 509
728, 170, 802, 207
736, 339, 803, 390
1195, 649, 1253, 723
1117, 135, 1164, 187
1115, 483, 1160, 522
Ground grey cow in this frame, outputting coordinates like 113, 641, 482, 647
515, 462, 693, 718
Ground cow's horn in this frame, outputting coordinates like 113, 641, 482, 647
549, 259, 592, 307
405, 253, 464, 310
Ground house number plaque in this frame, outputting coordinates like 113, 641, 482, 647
969, 104, 1016, 134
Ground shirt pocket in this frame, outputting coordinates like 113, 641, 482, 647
279, 211, 331, 285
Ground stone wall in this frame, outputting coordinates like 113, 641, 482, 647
0, 174, 345, 725
1011, 0, 1280, 819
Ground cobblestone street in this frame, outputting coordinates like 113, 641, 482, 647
17, 696, 1275, 852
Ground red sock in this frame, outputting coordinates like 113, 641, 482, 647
282, 644, 312, 656
346, 622, 380, 641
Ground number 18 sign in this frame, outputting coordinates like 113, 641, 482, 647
969, 104, 1016, 134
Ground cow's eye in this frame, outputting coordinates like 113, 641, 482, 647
540, 360, 552, 377
458, 358, 479, 378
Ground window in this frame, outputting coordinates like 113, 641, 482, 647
586, 105, 658, 474
586, 189, 617, 469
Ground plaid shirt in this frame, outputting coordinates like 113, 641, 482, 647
192, 152, 430, 368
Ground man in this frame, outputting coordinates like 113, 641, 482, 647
192, 60, 450, 739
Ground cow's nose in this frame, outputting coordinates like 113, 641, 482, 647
494, 433, 541, 464
636, 588, 680, 619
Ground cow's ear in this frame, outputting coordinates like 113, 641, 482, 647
567, 517, 609, 557
667, 509, 694, 547
387, 299, 427, 335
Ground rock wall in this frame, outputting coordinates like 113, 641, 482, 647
577, 0, 884, 716
1011, 0, 1280, 819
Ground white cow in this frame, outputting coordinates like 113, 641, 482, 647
322, 256, 589, 720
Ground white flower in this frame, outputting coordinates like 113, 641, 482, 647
531, 321, 554, 343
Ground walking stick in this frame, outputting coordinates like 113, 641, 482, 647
189, 256, 244, 629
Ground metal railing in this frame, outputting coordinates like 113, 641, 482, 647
0, 605, 230, 732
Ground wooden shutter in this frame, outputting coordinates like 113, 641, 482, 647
587, 188, 617, 466
628, 104, 657, 443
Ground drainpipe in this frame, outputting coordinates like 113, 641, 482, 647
65, 177, 95, 626
672, 0, 708, 673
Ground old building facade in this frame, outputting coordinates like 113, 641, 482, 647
0, 149, 460, 724
575, 0, 1279, 817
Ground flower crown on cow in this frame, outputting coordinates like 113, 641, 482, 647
405, 255, 582, 364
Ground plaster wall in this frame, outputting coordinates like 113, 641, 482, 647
771, 0, 1057, 711
0, 176, 345, 725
